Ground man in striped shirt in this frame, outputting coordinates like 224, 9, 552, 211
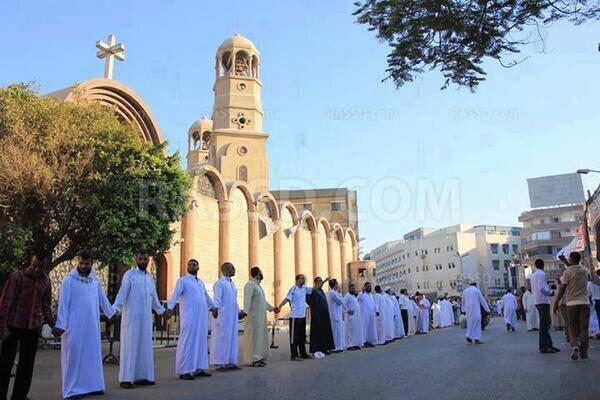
0, 253, 54, 400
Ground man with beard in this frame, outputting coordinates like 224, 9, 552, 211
357, 282, 378, 347
307, 277, 334, 355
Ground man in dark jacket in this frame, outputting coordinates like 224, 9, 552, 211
307, 277, 334, 355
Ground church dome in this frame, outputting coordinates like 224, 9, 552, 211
189, 116, 212, 133
218, 34, 258, 53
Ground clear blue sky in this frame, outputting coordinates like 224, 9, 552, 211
2, 1, 600, 254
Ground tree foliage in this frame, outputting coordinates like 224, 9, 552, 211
353, 0, 600, 90
0, 84, 191, 272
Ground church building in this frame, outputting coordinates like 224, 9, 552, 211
50, 34, 370, 307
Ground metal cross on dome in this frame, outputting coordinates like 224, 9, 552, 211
96, 34, 125, 79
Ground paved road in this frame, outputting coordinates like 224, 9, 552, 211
30, 318, 600, 400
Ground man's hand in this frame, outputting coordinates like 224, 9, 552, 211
211, 309, 219, 319
52, 327, 65, 337
238, 311, 247, 320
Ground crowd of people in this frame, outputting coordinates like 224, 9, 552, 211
0, 248, 599, 400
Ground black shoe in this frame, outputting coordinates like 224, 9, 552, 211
300, 354, 313, 359
466, 337, 473, 344
290, 356, 303, 361
179, 373, 194, 380
134, 380, 155, 386
194, 370, 212, 377
364, 342, 375, 348
120, 382, 134, 389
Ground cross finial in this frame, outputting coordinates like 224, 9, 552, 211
96, 34, 125, 79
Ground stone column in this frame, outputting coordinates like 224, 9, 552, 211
180, 199, 196, 276
326, 236, 334, 279
218, 200, 232, 270
294, 228, 302, 276
273, 218, 283, 305
248, 210, 259, 276
340, 239, 348, 291
311, 231, 319, 279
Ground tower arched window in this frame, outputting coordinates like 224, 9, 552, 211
234, 51, 251, 77
238, 165, 248, 182
220, 51, 232, 77
251, 55, 259, 79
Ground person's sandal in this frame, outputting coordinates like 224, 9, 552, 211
571, 346, 580, 361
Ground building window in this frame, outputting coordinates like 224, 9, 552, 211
330, 201, 342, 211
490, 243, 499, 254
492, 260, 500, 270
302, 203, 312, 211
502, 244, 509, 254
512, 244, 518, 254
237, 165, 248, 182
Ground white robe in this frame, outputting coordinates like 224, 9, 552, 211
418, 298, 431, 333
357, 291, 377, 345
408, 300, 419, 335
462, 285, 490, 341
384, 296, 395, 341
374, 293, 388, 344
390, 295, 405, 338
241, 279, 274, 363
344, 294, 363, 348
113, 267, 165, 383
522, 291, 539, 331
327, 289, 346, 351
167, 274, 215, 375
210, 276, 239, 366
55, 269, 115, 399
440, 300, 454, 327
431, 302, 441, 329
502, 293, 517, 328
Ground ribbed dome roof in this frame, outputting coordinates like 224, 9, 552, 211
218, 34, 258, 53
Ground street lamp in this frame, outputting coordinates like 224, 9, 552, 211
577, 168, 600, 175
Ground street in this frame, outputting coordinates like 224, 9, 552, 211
29, 318, 600, 400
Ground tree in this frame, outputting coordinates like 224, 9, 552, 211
353, 0, 600, 91
0, 84, 191, 272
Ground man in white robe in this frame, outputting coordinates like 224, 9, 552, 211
408, 297, 419, 336
522, 286, 539, 331
441, 298, 454, 327
344, 284, 362, 350
373, 286, 389, 344
241, 267, 278, 367
431, 300, 441, 329
357, 282, 377, 347
502, 289, 518, 332
53, 251, 115, 399
113, 252, 166, 389
388, 290, 405, 339
166, 259, 217, 380
326, 279, 346, 352
211, 262, 246, 370
418, 294, 431, 334
462, 282, 490, 344
383, 290, 395, 342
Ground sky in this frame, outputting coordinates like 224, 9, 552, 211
2, 1, 600, 255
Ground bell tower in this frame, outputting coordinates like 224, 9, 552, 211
209, 34, 269, 193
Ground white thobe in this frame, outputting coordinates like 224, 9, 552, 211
374, 293, 387, 344
241, 279, 274, 363
384, 296, 395, 341
441, 300, 454, 327
55, 269, 115, 399
522, 291, 539, 330
390, 295, 405, 338
113, 267, 165, 383
357, 291, 377, 345
409, 300, 419, 335
210, 277, 239, 366
327, 289, 346, 351
419, 298, 431, 333
167, 274, 215, 375
502, 293, 517, 328
431, 302, 441, 329
462, 285, 490, 341
344, 294, 363, 348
